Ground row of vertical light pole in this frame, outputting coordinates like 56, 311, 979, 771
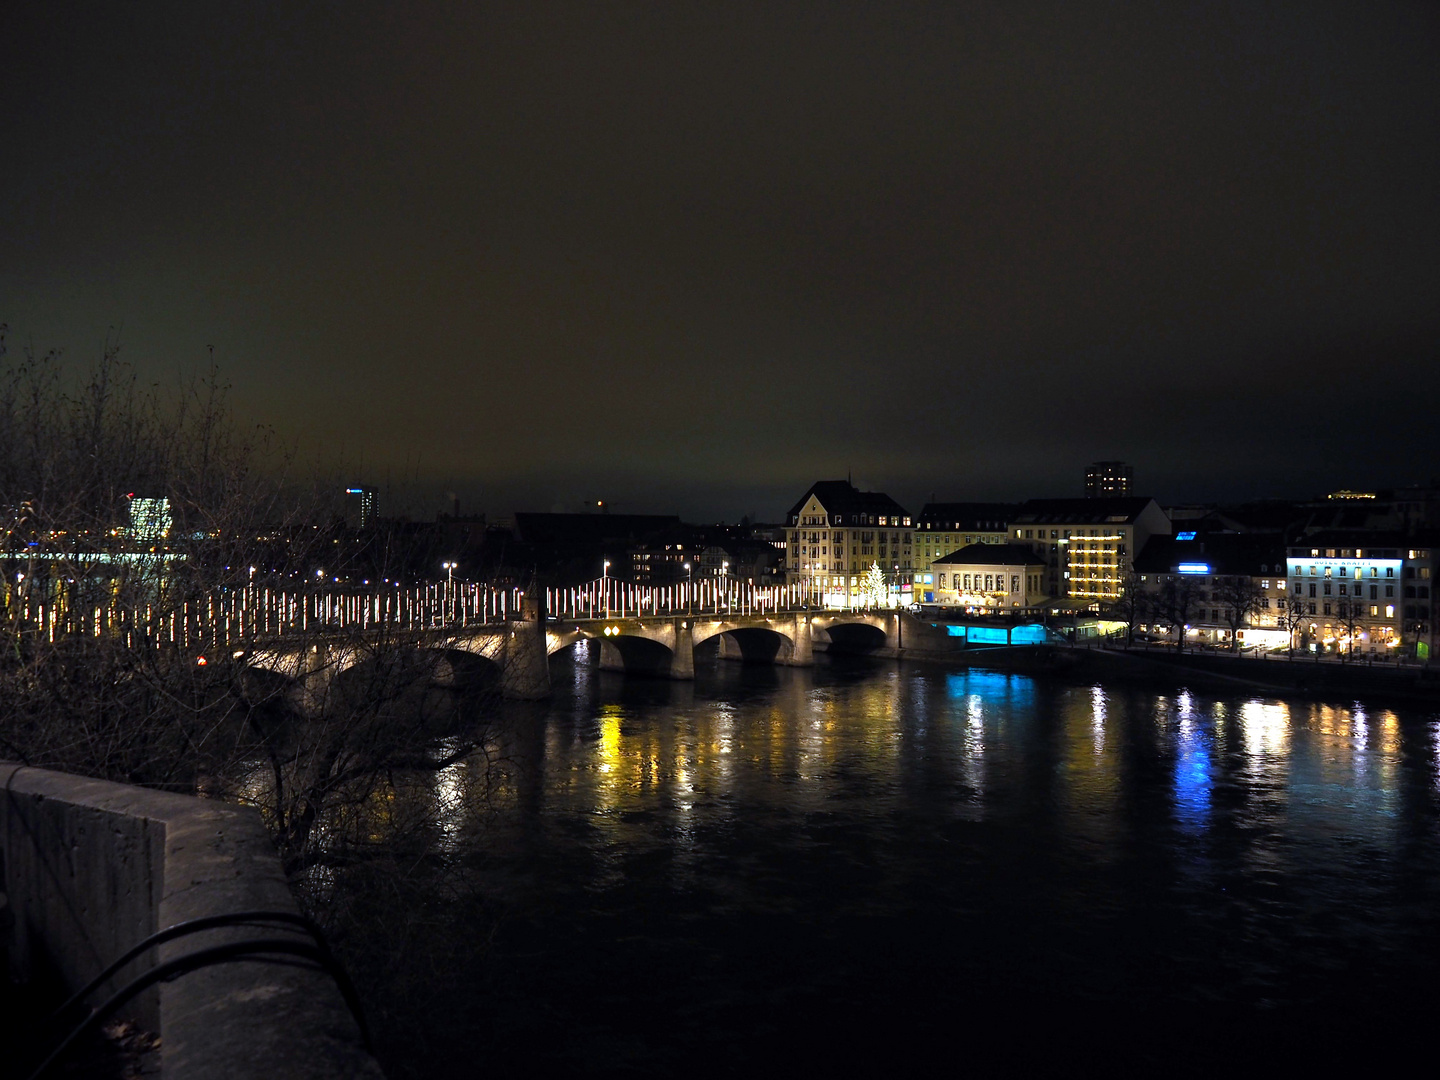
606, 557, 694, 617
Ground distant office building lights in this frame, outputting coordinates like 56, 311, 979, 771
129, 497, 171, 541
344, 486, 377, 528
1084, 460, 1132, 498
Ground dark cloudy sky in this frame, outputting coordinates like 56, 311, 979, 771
4, 2, 1438, 520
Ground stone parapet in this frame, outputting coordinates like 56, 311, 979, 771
1, 764, 382, 1079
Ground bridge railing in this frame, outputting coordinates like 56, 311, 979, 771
545, 577, 818, 620
3, 574, 910, 650
1, 580, 528, 651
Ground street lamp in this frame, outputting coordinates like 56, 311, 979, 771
603, 559, 611, 619
443, 562, 456, 621
684, 562, 693, 615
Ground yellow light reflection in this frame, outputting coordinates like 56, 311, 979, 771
1240, 700, 1291, 757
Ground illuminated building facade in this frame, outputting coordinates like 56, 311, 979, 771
784, 481, 913, 608
1009, 497, 1171, 605
931, 544, 1046, 610
913, 503, 1017, 601
1084, 461, 1133, 498
1285, 531, 1436, 656
1134, 532, 1290, 648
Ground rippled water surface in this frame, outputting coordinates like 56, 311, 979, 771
410, 646, 1440, 1075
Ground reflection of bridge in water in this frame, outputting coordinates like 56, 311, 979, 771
9, 576, 906, 703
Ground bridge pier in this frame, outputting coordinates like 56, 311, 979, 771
598, 639, 625, 673
298, 644, 335, 715
502, 595, 552, 700
885, 611, 903, 654
783, 614, 814, 666
669, 620, 694, 680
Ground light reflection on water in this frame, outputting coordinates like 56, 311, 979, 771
430, 660, 1434, 883
399, 652, 1440, 1072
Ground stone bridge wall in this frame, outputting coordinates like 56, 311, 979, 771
0, 764, 382, 1079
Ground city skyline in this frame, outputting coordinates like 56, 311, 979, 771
4, 3, 1439, 522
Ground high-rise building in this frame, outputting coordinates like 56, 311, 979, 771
1085, 461, 1133, 498
344, 487, 376, 529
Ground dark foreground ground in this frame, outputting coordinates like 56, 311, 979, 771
3, 974, 159, 1078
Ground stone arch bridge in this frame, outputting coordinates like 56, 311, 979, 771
244, 607, 905, 706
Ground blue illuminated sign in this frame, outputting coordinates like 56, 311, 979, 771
1175, 531, 1197, 541
1177, 563, 1210, 575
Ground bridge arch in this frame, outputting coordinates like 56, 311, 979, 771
699, 626, 794, 664
815, 619, 890, 655
597, 633, 678, 677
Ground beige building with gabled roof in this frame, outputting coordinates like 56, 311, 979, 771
784, 480, 914, 607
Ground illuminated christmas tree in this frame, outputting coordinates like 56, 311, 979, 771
862, 561, 887, 608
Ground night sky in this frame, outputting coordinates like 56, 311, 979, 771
5, 2, 1438, 521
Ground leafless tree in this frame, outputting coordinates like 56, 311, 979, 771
1213, 575, 1267, 651
1110, 569, 1152, 646
1157, 574, 1202, 654
1333, 594, 1367, 661
0, 326, 507, 883
1280, 593, 1310, 657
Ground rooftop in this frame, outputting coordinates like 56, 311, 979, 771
934, 543, 1046, 567
1011, 496, 1160, 526
786, 481, 908, 524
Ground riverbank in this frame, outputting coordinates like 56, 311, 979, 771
889, 636, 1440, 704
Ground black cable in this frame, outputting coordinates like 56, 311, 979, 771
45, 909, 326, 1024
27, 937, 373, 1080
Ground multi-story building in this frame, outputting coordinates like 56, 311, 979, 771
913, 502, 1017, 601
343, 487, 376, 529
784, 480, 913, 608
1084, 461, 1133, 499
1284, 531, 1436, 657
930, 544, 1046, 611
1133, 531, 1290, 649
1009, 497, 1172, 606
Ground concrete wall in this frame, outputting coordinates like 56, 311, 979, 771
1, 764, 383, 1079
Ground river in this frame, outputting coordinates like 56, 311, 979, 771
358, 642, 1440, 1077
